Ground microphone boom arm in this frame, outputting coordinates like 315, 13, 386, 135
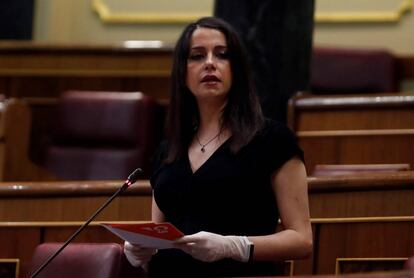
30, 168, 142, 278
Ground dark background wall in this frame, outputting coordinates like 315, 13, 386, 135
0, 0, 34, 39
214, 0, 315, 122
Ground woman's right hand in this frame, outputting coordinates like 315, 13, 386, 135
123, 241, 158, 268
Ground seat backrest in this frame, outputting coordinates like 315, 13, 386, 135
310, 47, 398, 94
29, 243, 124, 278
29, 243, 146, 278
44, 91, 158, 180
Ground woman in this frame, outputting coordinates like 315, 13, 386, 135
124, 16, 312, 277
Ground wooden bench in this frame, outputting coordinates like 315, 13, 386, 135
2, 217, 413, 277
306, 216, 414, 275
0, 180, 152, 222
1, 172, 413, 276
308, 171, 414, 218
1, 171, 413, 222
287, 92, 414, 174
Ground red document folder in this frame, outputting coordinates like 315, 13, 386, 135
102, 222, 184, 249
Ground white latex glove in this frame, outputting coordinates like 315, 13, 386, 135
174, 231, 252, 263
123, 241, 158, 268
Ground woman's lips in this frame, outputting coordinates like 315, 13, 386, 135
201, 75, 220, 82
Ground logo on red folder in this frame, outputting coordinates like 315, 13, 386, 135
106, 222, 184, 241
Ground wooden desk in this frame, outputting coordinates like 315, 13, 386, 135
1, 217, 413, 277
0, 180, 152, 221
0, 172, 413, 276
1, 171, 413, 222
308, 171, 414, 218
294, 216, 414, 275
0, 41, 173, 102
314, 217, 413, 274
288, 93, 414, 173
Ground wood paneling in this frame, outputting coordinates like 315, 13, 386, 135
288, 93, 414, 174
299, 134, 414, 173
0, 226, 40, 278
1, 217, 413, 277
0, 42, 173, 102
308, 171, 414, 218
1, 172, 413, 222
0, 180, 152, 222
0, 98, 55, 181
313, 217, 414, 275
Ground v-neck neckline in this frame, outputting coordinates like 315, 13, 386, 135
187, 136, 231, 175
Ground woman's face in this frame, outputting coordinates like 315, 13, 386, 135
186, 27, 232, 103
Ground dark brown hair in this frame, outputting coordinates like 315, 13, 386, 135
165, 17, 264, 163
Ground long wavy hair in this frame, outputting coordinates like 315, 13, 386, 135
165, 17, 264, 163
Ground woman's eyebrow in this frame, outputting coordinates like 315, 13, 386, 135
190, 46, 205, 50
190, 45, 227, 50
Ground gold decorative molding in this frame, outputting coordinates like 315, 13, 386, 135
91, 0, 412, 24
316, 0, 413, 23
91, 0, 212, 24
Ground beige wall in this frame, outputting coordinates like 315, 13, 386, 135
33, 0, 212, 44
314, 0, 414, 53
34, 0, 414, 55
33, 0, 414, 54
314, 13, 414, 55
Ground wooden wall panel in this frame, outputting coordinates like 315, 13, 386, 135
288, 93, 414, 174
0, 180, 153, 222
0, 44, 173, 102
0, 195, 152, 222
308, 171, 414, 218
2, 218, 413, 277
314, 219, 414, 274
0, 98, 56, 181
309, 190, 414, 218
0, 227, 40, 278
42, 225, 121, 243
1, 172, 414, 222
299, 134, 414, 174
295, 108, 414, 131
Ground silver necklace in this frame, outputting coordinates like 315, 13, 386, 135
195, 131, 221, 153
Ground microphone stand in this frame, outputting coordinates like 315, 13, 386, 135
30, 168, 142, 278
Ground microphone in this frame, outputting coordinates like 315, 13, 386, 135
30, 168, 143, 278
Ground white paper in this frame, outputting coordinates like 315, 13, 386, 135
101, 224, 180, 249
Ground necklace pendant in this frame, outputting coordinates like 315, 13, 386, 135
201, 146, 206, 153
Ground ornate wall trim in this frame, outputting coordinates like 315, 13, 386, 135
316, 0, 412, 23
91, 0, 211, 24
91, 0, 412, 24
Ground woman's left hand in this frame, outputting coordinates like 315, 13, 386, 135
173, 231, 252, 262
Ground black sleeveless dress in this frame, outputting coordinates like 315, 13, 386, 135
148, 119, 304, 277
